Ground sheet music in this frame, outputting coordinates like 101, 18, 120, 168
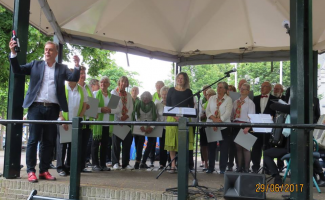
248, 114, 273, 133
163, 106, 196, 117
234, 129, 257, 151
59, 125, 72, 143
146, 126, 163, 137
113, 125, 131, 140
133, 125, 145, 136
84, 97, 99, 118
205, 127, 223, 142
107, 95, 120, 109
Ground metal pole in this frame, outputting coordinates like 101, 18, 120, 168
290, 0, 313, 199
280, 61, 283, 85
69, 117, 83, 200
4, 0, 30, 179
177, 117, 189, 200
53, 35, 63, 64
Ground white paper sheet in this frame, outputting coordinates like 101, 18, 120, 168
84, 97, 99, 118
107, 95, 120, 109
163, 106, 197, 117
248, 114, 273, 133
146, 126, 163, 137
133, 125, 145, 136
234, 129, 257, 151
113, 125, 131, 140
59, 125, 72, 143
205, 127, 223, 142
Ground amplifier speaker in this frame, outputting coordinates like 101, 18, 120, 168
224, 172, 266, 200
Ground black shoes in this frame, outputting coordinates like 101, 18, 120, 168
139, 163, 149, 169
206, 169, 214, 174
134, 162, 140, 169
92, 165, 102, 171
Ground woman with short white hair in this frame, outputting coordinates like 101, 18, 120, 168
133, 91, 157, 169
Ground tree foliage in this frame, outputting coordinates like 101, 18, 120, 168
0, 5, 140, 117
164, 61, 290, 96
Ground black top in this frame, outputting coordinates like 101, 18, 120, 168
166, 87, 194, 108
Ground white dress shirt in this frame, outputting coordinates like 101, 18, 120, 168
260, 93, 270, 114
206, 94, 233, 130
34, 62, 58, 104
232, 96, 256, 122
111, 88, 134, 122
66, 85, 88, 120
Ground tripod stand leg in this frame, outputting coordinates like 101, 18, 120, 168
156, 155, 177, 179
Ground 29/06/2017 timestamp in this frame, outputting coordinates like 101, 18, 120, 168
256, 184, 304, 193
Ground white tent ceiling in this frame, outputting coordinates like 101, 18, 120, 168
1, 0, 325, 64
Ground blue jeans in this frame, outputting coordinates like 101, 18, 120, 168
26, 103, 60, 173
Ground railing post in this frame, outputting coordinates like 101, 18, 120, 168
177, 117, 189, 200
4, 0, 30, 179
69, 117, 82, 200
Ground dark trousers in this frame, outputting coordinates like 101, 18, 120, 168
228, 127, 237, 169
142, 137, 156, 163
251, 132, 271, 172
149, 139, 156, 163
134, 135, 145, 161
81, 128, 92, 169
208, 128, 230, 172
26, 103, 60, 173
91, 126, 110, 167
264, 147, 287, 176
86, 132, 93, 163
159, 129, 168, 166
112, 131, 133, 168
56, 125, 71, 173
106, 136, 112, 163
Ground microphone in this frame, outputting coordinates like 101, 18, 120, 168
224, 68, 237, 74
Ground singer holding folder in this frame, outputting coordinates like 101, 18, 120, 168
231, 83, 255, 173
206, 82, 233, 174
165, 72, 195, 173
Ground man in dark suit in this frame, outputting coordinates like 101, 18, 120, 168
251, 81, 277, 173
273, 83, 286, 101
9, 39, 80, 182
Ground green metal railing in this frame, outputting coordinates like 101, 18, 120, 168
1, 118, 325, 200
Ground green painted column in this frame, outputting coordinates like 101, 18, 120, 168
4, 0, 30, 179
69, 117, 83, 200
177, 117, 189, 200
289, 0, 313, 199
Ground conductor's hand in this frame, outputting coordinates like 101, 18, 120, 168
62, 124, 69, 131
73, 55, 80, 67
9, 39, 17, 54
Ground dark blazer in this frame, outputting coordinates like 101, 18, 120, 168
253, 94, 277, 117
10, 57, 80, 112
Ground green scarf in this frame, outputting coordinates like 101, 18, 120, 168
62, 85, 84, 120
152, 92, 161, 102
92, 89, 114, 140
131, 97, 141, 121
134, 101, 157, 121
82, 84, 94, 124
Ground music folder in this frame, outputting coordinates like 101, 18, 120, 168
163, 106, 197, 118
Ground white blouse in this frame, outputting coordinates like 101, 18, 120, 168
206, 94, 233, 130
232, 96, 256, 122
111, 88, 134, 122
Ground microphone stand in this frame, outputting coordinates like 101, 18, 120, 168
164, 72, 232, 194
